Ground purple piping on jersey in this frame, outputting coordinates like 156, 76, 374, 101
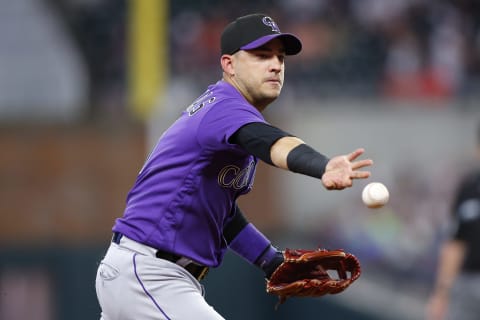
133, 253, 172, 320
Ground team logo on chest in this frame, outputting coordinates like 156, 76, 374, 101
218, 160, 256, 190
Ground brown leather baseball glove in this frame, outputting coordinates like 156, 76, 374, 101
266, 248, 361, 306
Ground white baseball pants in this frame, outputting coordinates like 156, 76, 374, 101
95, 236, 225, 320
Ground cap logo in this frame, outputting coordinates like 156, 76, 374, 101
262, 16, 280, 33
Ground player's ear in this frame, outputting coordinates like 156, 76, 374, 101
221, 54, 234, 76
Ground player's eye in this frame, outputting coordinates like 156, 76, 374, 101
256, 53, 270, 59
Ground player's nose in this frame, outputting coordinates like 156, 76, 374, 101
269, 56, 283, 72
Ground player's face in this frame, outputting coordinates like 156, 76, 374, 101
230, 38, 286, 110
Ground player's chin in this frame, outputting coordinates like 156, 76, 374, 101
263, 85, 282, 98
261, 92, 281, 104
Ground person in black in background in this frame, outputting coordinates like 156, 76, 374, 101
426, 122, 480, 320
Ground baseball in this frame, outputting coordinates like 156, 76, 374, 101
362, 182, 389, 208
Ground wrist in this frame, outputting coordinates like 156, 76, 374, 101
255, 246, 284, 279
286, 144, 330, 179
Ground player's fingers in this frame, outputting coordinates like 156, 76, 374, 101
351, 159, 373, 170
346, 148, 365, 161
323, 178, 344, 190
326, 185, 347, 190
351, 170, 371, 179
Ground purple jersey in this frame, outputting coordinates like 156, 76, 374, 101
113, 80, 267, 267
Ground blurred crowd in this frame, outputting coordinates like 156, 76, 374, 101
46, 0, 126, 119
2, 0, 478, 122
39, 0, 480, 119
168, 0, 480, 100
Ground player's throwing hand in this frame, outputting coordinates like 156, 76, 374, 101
322, 148, 373, 190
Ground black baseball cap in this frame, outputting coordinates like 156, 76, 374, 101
221, 13, 302, 56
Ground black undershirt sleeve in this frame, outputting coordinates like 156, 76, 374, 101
229, 122, 292, 165
230, 122, 330, 179
223, 203, 248, 244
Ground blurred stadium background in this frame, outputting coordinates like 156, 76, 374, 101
1, 0, 480, 319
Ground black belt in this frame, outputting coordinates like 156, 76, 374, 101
112, 232, 209, 280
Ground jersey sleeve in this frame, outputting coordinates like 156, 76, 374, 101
197, 98, 267, 150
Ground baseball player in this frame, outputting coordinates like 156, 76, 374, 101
426, 123, 480, 320
95, 13, 373, 320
